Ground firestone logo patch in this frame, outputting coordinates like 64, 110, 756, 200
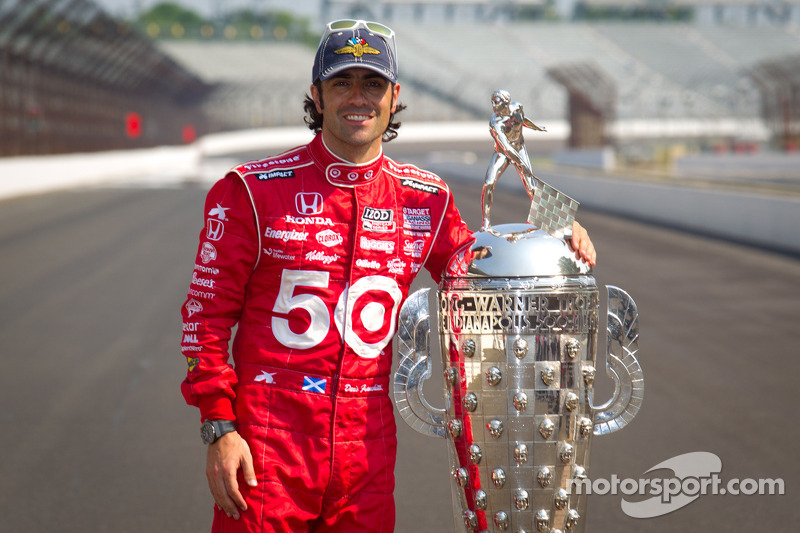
243, 154, 301, 171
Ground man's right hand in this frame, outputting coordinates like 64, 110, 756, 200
206, 430, 257, 520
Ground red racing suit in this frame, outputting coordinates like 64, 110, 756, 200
180, 134, 472, 532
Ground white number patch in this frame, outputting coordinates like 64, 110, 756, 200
272, 269, 401, 358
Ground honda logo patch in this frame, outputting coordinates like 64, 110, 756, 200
295, 193, 323, 215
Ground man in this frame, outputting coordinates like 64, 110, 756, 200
180, 19, 596, 533
481, 89, 546, 232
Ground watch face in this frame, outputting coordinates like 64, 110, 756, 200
201, 421, 215, 444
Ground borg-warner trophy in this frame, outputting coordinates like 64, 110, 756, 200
394, 91, 642, 533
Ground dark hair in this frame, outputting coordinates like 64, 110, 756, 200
303, 81, 407, 142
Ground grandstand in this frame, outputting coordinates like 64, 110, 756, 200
0, 0, 209, 155
320, 0, 800, 25
5, 0, 800, 156
159, 21, 800, 148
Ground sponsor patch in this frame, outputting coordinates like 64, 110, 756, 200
206, 219, 224, 241
208, 204, 230, 220
243, 154, 301, 171
356, 258, 381, 269
403, 239, 425, 258
316, 229, 343, 248
264, 227, 308, 242
295, 192, 323, 215
286, 215, 334, 226
187, 356, 200, 372
192, 272, 216, 289
402, 207, 432, 232
362, 207, 396, 233
185, 299, 203, 317
194, 264, 219, 276
200, 242, 217, 264
257, 169, 295, 180
360, 236, 395, 253
387, 258, 406, 275
263, 248, 296, 260
401, 178, 440, 195
255, 371, 276, 383
189, 288, 215, 300
305, 250, 339, 265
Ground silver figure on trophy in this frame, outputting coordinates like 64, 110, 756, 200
394, 91, 642, 533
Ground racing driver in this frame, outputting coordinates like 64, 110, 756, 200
179, 19, 597, 533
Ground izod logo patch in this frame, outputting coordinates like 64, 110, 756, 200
362, 207, 395, 233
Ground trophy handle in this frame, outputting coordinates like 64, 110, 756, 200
393, 288, 447, 438
592, 285, 644, 436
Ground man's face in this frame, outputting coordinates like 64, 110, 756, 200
311, 68, 400, 163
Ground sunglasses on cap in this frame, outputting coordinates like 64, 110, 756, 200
321, 19, 396, 43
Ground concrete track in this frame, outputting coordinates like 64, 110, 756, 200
0, 168, 797, 531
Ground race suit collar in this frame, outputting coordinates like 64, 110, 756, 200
310, 134, 384, 188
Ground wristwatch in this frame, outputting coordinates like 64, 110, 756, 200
200, 419, 236, 445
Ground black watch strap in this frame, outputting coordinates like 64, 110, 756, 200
201, 419, 236, 444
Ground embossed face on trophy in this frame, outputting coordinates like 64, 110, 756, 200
394, 91, 642, 533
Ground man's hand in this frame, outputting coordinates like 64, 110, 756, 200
569, 221, 597, 267
206, 431, 257, 520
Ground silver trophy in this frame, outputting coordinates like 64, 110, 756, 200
394, 92, 642, 532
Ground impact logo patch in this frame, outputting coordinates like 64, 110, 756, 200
401, 178, 440, 195
257, 169, 295, 180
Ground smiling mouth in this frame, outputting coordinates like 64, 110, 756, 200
344, 114, 372, 121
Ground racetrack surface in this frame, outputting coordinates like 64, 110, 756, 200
0, 163, 797, 532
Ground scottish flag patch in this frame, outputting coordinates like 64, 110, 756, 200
302, 376, 327, 394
